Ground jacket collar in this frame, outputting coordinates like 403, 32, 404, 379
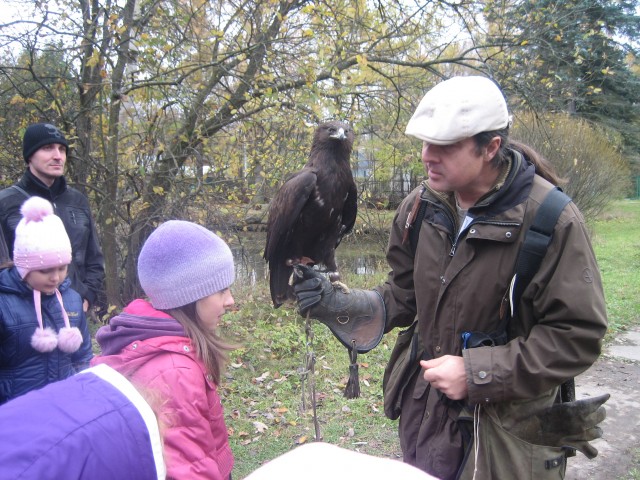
18, 169, 67, 199
96, 299, 187, 355
468, 149, 535, 217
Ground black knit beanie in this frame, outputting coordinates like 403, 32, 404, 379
22, 123, 69, 163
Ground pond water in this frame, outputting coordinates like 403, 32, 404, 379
228, 232, 388, 287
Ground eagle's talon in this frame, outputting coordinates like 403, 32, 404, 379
332, 281, 350, 294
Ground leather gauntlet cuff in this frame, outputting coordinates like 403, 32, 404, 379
314, 289, 386, 353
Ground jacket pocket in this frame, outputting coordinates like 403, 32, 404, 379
458, 404, 566, 480
383, 321, 423, 420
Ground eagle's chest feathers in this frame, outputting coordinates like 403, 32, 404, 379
311, 181, 349, 221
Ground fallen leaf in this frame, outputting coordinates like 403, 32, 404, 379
253, 421, 269, 433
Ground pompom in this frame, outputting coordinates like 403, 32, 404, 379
31, 327, 58, 352
20, 196, 54, 223
57, 326, 83, 353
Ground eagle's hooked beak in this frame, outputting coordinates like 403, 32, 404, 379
330, 128, 346, 140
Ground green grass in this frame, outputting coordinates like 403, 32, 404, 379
220, 270, 399, 479
622, 447, 640, 480
590, 199, 640, 339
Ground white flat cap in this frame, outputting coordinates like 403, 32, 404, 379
405, 76, 510, 145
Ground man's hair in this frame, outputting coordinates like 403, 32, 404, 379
473, 128, 565, 187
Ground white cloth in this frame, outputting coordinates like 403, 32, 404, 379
245, 442, 439, 480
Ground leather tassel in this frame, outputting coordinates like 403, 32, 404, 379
344, 344, 360, 399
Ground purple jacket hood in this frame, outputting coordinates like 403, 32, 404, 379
96, 299, 186, 355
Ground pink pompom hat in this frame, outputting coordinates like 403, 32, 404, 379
13, 197, 82, 353
13, 196, 72, 278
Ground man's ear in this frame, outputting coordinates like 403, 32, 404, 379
484, 136, 502, 162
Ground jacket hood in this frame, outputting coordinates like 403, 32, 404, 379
469, 148, 535, 217
0, 267, 71, 296
96, 299, 186, 355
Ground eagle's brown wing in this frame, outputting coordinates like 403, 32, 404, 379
264, 168, 317, 307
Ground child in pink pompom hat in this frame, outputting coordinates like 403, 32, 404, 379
0, 196, 92, 405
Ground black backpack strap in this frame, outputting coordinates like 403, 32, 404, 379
462, 187, 572, 349
409, 198, 427, 254
511, 187, 572, 315
10, 185, 31, 199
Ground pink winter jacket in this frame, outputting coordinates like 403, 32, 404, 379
91, 300, 233, 479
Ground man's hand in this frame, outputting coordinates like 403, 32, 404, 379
421, 355, 468, 400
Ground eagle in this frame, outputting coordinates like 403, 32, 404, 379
264, 121, 358, 308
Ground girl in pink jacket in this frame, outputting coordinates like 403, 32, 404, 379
92, 220, 236, 479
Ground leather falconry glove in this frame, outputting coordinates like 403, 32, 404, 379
292, 265, 386, 399
293, 264, 385, 353
509, 393, 610, 459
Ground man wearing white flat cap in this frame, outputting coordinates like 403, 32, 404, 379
292, 76, 608, 479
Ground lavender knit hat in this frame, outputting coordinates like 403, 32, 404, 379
137, 220, 235, 309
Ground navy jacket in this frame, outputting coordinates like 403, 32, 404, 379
0, 169, 105, 305
0, 267, 93, 404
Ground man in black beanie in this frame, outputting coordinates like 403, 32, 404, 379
0, 123, 105, 312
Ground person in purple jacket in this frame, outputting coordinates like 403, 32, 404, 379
91, 220, 236, 480
0, 363, 165, 480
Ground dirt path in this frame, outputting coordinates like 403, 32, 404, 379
565, 327, 640, 479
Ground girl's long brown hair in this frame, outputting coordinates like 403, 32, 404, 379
163, 302, 236, 383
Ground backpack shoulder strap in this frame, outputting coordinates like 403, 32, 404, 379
511, 187, 572, 314
405, 186, 427, 254
461, 187, 571, 349
10, 185, 31, 199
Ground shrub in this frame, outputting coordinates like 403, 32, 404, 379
512, 113, 631, 221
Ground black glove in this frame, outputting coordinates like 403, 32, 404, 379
510, 393, 609, 458
292, 265, 385, 353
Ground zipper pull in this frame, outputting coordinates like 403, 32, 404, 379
461, 332, 472, 350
